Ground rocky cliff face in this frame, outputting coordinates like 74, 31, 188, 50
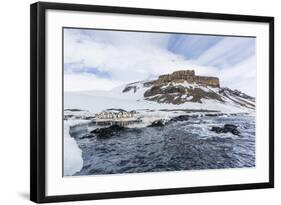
143, 83, 223, 104
153, 70, 220, 87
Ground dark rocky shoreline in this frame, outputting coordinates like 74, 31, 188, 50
87, 122, 241, 140
76, 113, 243, 140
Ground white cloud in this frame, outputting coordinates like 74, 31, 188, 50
196, 37, 255, 68
64, 29, 198, 82
64, 29, 256, 97
218, 56, 256, 96
64, 73, 123, 91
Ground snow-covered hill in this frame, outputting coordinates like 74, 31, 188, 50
65, 78, 255, 114
123, 80, 255, 109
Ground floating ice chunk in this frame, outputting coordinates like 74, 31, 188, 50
64, 121, 83, 176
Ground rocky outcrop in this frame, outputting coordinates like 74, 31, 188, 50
122, 81, 152, 93
154, 70, 220, 87
210, 124, 240, 136
89, 124, 142, 139
169, 115, 190, 122
144, 84, 223, 104
219, 87, 255, 109
90, 124, 125, 138
122, 85, 137, 93
148, 119, 166, 127
121, 69, 255, 109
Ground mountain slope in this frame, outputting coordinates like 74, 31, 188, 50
65, 70, 255, 114
122, 80, 255, 110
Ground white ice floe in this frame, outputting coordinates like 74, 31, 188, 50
63, 120, 88, 176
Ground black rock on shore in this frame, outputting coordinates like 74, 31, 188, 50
210, 124, 240, 136
90, 124, 126, 138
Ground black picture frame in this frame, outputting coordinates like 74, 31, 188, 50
30, 1, 274, 203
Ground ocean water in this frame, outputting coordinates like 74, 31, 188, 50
69, 114, 255, 176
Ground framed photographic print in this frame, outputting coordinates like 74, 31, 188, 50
30, 1, 274, 203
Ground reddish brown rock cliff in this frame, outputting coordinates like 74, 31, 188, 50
154, 70, 220, 87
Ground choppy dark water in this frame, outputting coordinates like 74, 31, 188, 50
69, 114, 255, 176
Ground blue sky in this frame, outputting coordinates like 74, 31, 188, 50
64, 28, 256, 96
